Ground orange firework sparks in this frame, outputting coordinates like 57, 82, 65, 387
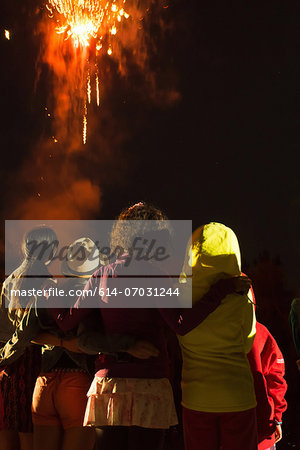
96, 72, 100, 105
46, 0, 130, 143
87, 70, 91, 103
83, 104, 87, 144
47, 0, 129, 48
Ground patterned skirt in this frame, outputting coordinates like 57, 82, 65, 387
84, 376, 178, 429
1, 345, 41, 433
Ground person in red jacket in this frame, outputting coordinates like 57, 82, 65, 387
247, 321, 287, 450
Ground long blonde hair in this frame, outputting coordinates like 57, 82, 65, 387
3, 226, 58, 327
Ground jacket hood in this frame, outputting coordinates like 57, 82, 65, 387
242, 272, 256, 309
181, 222, 242, 303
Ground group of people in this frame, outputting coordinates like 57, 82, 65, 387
0, 201, 295, 450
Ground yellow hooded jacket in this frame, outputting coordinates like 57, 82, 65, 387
178, 223, 257, 412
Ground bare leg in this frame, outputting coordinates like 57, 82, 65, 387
18, 433, 33, 450
33, 425, 63, 450
0, 430, 20, 450
62, 427, 95, 450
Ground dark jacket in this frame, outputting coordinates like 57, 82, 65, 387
289, 298, 300, 357
0, 277, 135, 373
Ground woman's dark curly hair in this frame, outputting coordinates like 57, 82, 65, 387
110, 202, 169, 252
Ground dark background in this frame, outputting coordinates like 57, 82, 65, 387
0, 0, 299, 447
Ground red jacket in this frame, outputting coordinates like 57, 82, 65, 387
247, 322, 287, 450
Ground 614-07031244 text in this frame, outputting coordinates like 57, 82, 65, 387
95, 287, 180, 297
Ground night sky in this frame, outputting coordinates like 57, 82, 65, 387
1, 0, 300, 292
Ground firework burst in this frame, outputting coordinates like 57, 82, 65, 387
45, 0, 130, 143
